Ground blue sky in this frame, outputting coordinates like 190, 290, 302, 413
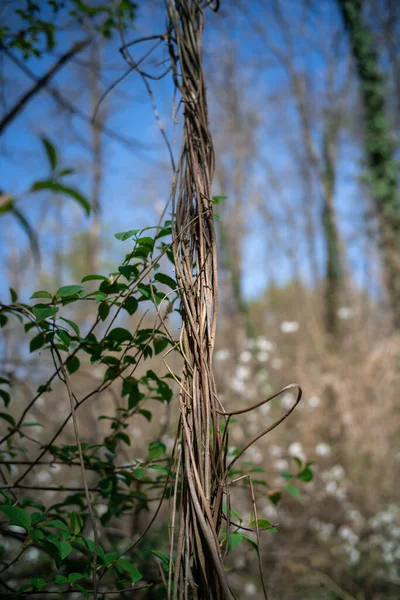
0, 0, 382, 304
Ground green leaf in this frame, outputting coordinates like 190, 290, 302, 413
293, 456, 303, 469
83, 537, 105, 560
0, 389, 11, 407
41, 519, 69, 532
31, 181, 90, 215
150, 550, 169, 572
242, 534, 259, 549
92, 292, 108, 303
9, 287, 18, 302
29, 333, 46, 353
223, 504, 242, 523
60, 317, 80, 337
37, 383, 52, 394
268, 491, 282, 505
154, 336, 169, 355
139, 409, 152, 422
212, 195, 227, 204
55, 575, 69, 584
16, 584, 32, 596
0, 505, 31, 529
123, 296, 138, 316
4, 205, 40, 262
285, 485, 301, 498
104, 551, 120, 565
280, 472, 293, 480
114, 229, 139, 241
66, 356, 80, 375
30, 511, 45, 524
114, 432, 131, 446
31, 528, 45, 541
30, 577, 47, 590
69, 573, 84, 583
30, 290, 53, 299
59, 168, 74, 177
56, 329, 71, 348
98, 302, 110, 321
137, 236, 154, 249
30, 502, 46, 525
56, 285, 84, 298
249, 518, 274, 530
132, 467, 145, 480
0, 412, 15, 426
32, 304, 58, 323
148, 441, 166, 461
118, 265, 139, 280
154, 273, 176, 289
81, 274, 108, 282
75, 584, 89, 597
107, 328, 132, 343
298, 467, 313, 483
149, 464, 168, 475
57, 540, 73, 560
117, 559, 142, 583
228, 533, 243, 550
41, 136, 57, 170
70, 511, 83, 535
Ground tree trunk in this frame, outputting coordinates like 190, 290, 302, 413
322, 115, 341, 342
339, 0, 400, 329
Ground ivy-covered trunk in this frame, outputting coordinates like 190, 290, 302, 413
339, 0, 400, 329
322, 115, 341, 342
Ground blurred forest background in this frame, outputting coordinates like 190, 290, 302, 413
1, 0, 400, 599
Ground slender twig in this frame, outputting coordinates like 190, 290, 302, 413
0, 39, 91, 135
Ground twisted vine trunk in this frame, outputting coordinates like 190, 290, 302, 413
167, 1, 232, 598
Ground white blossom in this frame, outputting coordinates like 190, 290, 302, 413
337, 307, 355, 320
247, 446, 263, 464
25, 548, 40, 561
236, 365, 250, 381
335, 487, 347, 501
231, 377, 246, 394
260, 402, 270, 416
280, 392, 295, 409
274, 459, 289, 471
339, 525, 358, 545
245, 339, 257, 350
331, 465, 345, 480
257, 351, 269, 362
288, 442, 305, 460
269, 445, 283, 457
326, 481, 337, 494
271, 358, 283, 370
215, 349, 230, 361
256, 337, 275, 352
96, 504, 108, 517
315, 443, 331, 457
37, 470, 51, 483
308, 395, 321, 408
348, 548, 360, 565
244, 582, 257, 596
240, 350, 252, 363
280, 321, 299, 333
